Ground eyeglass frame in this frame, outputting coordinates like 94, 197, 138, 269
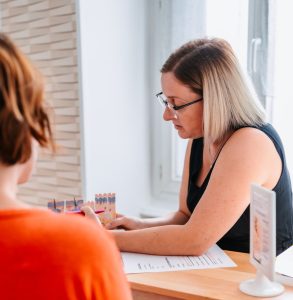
156, 92, 203, 111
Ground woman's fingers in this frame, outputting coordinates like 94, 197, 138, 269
105, 217, 127, 230
115, 213, 124, 218
81, 206, 102, 226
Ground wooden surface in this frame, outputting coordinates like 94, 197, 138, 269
127, 251, 293, 300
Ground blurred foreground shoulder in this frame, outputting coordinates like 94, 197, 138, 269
36, 211, 133, 300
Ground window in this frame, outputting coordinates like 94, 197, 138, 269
150, 0, 293, 206
271, 0, 293, 176
148, 0, 206, 204
247, 0, 293, 175
150, 0, 250, 204
247, 0, 272, 117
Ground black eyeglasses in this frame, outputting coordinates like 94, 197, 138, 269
156, 92, 203, 112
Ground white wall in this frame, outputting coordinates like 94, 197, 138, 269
77, 0, 151, 216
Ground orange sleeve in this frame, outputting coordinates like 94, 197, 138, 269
60, 218, 133, 300
87, 229, 132, 299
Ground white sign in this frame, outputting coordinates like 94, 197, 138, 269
250, 183, 276, 279
240, 183, 284, 297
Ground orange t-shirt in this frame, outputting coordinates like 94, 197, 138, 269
0, 209, 132, 300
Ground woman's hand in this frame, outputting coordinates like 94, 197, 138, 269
81, 206, 102, 226
106, 213, 145, 230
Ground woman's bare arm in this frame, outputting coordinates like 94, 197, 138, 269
111, 129, 282, 255
106, 210, 189, 230
107, 140, 194, 230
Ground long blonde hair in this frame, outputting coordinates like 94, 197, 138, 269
161, 38, 265, 143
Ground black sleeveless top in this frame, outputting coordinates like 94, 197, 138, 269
187, 123, 293, 255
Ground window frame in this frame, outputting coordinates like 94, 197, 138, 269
148, 0, 206, 203
149, 0, 272, 205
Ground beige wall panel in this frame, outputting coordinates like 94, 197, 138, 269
0, 0, 82, 206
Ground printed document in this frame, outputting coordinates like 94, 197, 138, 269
121, 244, 236, 274
275, 245, 293, 286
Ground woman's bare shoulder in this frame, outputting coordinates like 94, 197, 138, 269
225, 127, 275, 154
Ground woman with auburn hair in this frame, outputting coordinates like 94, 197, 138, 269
86, 38, 293, 256
0, 32, 131, 300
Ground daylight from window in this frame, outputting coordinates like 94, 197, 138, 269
158, 0, 293, 205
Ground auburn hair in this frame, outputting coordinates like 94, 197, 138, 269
0, 32, 55, 165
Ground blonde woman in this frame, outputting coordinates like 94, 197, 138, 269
87, 38, 293, 256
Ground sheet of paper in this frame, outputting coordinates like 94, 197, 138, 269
276, 245, 293, 278
121, 244, 236, 274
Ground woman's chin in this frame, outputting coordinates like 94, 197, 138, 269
18, 175, 30, 185
18, 168, 33, 184
177, 130, 189, 139
177, 129, 202, 140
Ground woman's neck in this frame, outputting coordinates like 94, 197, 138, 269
204, 131, 235, 167
0, 165, 31, 210
0, 196, 31, 210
